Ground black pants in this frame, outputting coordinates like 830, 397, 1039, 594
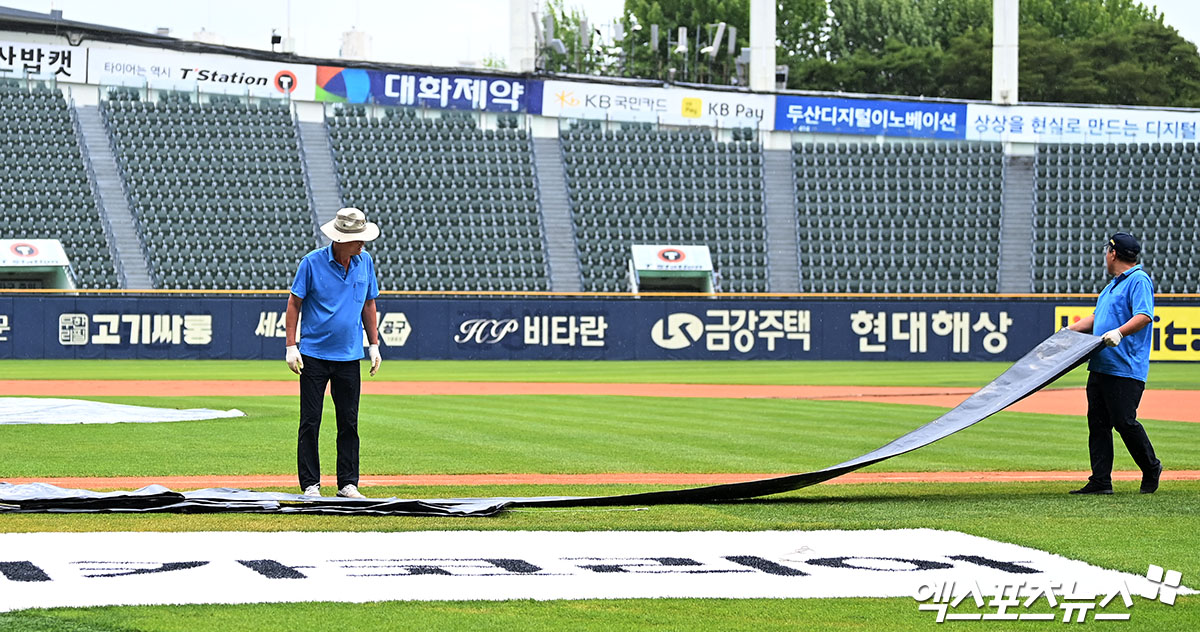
297, 355, 361, 491
1086, 371, 1159, 487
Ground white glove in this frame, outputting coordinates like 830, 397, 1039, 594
368, 343, 381, 377
285, 345, 303, 375
1102, 329, 1123, 347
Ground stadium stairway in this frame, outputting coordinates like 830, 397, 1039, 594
297, 121, 342, 232
532, 136, 582, 292
762, 149, 801, 292
998, 155, 1036, 292
75, 105, 152, 289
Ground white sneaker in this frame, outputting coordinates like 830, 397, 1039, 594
337, 484, 366, 499
302, 484, 321, 497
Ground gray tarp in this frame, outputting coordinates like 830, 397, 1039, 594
0, 330, 1104, 517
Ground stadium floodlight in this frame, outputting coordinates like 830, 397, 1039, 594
708, 22, 726, 59
540, 13, 568, 57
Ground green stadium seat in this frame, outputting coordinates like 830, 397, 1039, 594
0, 83, 117, 288
102, 93, 314, 290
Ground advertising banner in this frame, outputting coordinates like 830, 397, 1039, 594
0, 39, 81, 80
965, 103, 1200, 144
539, 79, 774, 129
1055, 305, 1200, 362
86, 47, 315, 100
315, 66, 533, 112
2, 296, 1195, 361
774, 95, 967, 139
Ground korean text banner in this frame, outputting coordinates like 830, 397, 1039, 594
539, 80, 775, 129
315, 66, 532, 112
0, 39, 81, 80
86, 46, 316, 101
774, 95, 967, 139
8, 296, 1194, 362
965, 103, 1200, 144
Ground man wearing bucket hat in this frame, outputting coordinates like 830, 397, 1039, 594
1066, 232, 1161, 495
284, 208, 382, 499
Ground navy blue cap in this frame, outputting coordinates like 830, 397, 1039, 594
1107, 232, 1140, 259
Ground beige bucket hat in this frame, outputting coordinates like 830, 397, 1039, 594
321, 207, 380, 243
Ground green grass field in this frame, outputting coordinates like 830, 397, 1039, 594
4, 358, 1200, 389
1, 360, 1197, 630
4, 395, 1200, 478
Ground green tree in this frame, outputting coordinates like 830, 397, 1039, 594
481, 53, 508, 70
1019, 0, 1163, 39
1014, 23, 1106, 104
825, 0, 938, 58
776, 0, 830, 60
544, 0, 1200, 107
616, 0, 826, 83
937, 26, 991, 100
621, 0, 753, 83
791, 38, 945, 97
541, 0, 610, 75
787, 0, 1200, 107
1080, 20, 1200, 106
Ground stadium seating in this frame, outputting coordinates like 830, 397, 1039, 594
1033, 142, 1200, 293
102, 90, 313, 290
327, 107, 549, 291
5, 79, 1195, 297
793, 141, 1005, 293
561, 123, 767, 292
0, 79, 119, 288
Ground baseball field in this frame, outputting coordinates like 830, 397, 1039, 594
1, 359, 1197, 630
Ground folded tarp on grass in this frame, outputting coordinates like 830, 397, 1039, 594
0, 330, 1103, 517
0, 398, 244, 425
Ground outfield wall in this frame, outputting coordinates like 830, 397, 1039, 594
2, 296, 1197, 362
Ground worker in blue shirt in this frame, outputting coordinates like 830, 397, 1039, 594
284, 208, 382, 500
1067, 233, 1161, 495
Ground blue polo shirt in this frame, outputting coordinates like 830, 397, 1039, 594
290, 245, 379, 361
1088, 264, 1154, 382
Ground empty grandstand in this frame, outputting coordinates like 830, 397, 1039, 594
326, 107, 549, 292
1033, 142, 1200, 294
561, 124, 767, 292
793, 140, 1006, 293
0, 79, 120, 289
102, 90, 313, 290
1, 73, 1196, 296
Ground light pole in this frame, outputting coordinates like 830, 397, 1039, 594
626, 16, 642, 78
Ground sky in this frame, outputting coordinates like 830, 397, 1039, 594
1, 0, 1197, 68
